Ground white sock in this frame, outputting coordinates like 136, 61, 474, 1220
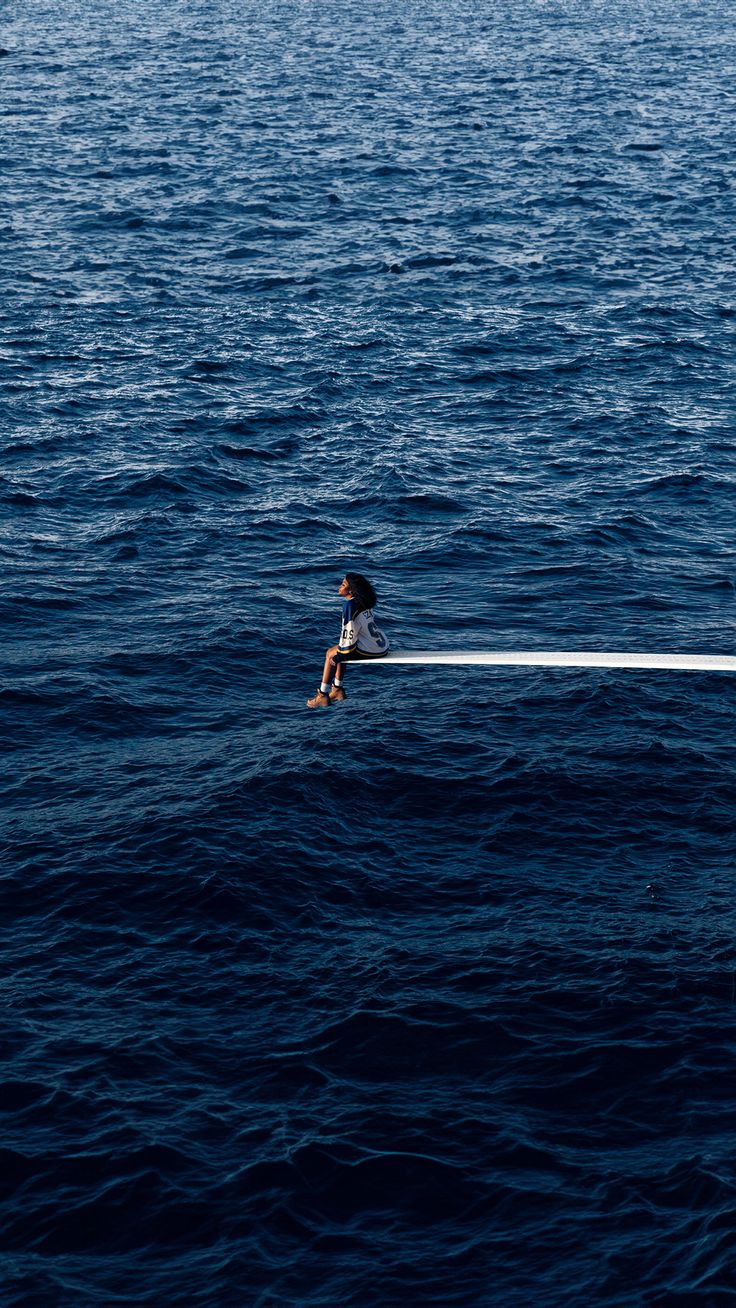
320, 681, 331, 694
334, 677, 343, 688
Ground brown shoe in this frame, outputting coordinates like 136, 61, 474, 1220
306, 689, 331, 708
329, 685, 347, 703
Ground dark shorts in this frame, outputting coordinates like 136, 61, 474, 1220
333, 648, 389, 665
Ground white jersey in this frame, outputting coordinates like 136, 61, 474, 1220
339, 604, 389, 654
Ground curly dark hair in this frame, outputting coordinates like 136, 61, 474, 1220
345, 572, 377, 615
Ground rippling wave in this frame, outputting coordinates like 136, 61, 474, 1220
3, 1, 736, 1304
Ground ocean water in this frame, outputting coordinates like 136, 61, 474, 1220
3, 0, 736, 1303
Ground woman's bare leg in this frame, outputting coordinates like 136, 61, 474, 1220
321, 645, 341, 685
333, 657, 346, 685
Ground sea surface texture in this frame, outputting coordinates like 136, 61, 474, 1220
3, 1, 736, 1303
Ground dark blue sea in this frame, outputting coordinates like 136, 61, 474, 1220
3, 1, 736, 1303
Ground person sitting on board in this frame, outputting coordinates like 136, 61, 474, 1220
307, 572, 389, 708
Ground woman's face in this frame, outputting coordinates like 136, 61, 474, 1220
338, 577, 352, 598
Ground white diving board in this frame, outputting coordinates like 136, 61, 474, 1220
356, 651, 736, 673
